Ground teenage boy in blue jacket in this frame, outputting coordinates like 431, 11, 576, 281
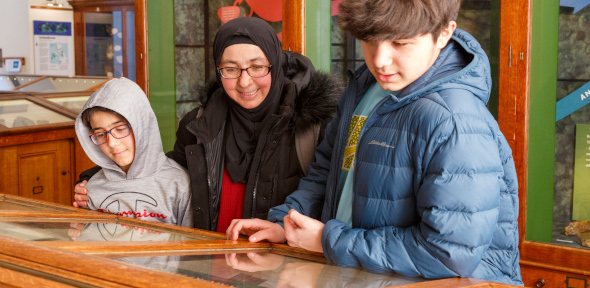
227, 0, 522, 285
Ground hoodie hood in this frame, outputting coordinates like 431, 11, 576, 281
398, 28, 492, 104
75, 77, 167, 180
353, 29, 492, 111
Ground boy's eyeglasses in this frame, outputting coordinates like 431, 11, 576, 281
89, 124, 131, 145
217, 65, 272, 79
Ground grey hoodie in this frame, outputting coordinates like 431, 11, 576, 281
75, 77, 193, 227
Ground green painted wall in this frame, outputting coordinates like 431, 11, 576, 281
487, 0, 500, 119
305, 0, 331, 72
527, 0, 559, 242
147, 0, 176, 152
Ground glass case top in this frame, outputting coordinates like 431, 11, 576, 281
0, 99, 73, 128
0, 75, 42, 91
47, 95, 90, 113
112, 252, 425, 288
17, 77, 107, 93
0, 220, 205, 242
0, 200, 65, 212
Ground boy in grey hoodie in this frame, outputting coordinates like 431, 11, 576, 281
75, 77, 193, 227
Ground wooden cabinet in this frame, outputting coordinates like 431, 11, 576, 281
0, 78, 106, 206
1, 140, 73, 205
521, 264, 589, 288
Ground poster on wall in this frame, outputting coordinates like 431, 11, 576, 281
33, 21, 74, 76
573, 123, 590, 221
217, 0, 282, 41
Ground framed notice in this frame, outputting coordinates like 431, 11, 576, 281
573, 123, 590, 221
33, 21, 74, 76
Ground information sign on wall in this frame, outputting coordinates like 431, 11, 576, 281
33, 21, 74, 76
573, 124, 590, 221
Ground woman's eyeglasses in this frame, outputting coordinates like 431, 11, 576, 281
217, 65, 271, 79
89, 124, 131, 145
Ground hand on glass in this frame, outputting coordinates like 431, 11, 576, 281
225, 252, 285, 272
283, 209, 324, 253
72, 180, 88, 208
276, 262, 324, 288
68, 222, 85, 241
226, 218, 286, 243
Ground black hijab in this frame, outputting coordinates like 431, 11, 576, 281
213, 17, 284, 183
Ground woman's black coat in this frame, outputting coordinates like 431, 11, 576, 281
169, 61, 341, 231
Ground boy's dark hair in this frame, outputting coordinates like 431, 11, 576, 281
338, 0, 463, 42
81, 107, 126, 129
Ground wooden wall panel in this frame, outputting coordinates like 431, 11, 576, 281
497, 0, 531, 248
0, 146, 19, 196
282, 0, 305, 54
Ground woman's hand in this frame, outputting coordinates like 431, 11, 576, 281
276, 262, 324, 288
73, 180, 88, 208
68, 222, 85, 241
226, 218, 286, 243
225, 252, 285, 272
283, 209, 324, 253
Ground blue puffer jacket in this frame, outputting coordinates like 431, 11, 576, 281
268, 29, 522, 285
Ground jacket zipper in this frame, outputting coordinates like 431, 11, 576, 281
250, 119, 282, 218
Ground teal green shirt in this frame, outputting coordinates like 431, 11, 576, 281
335, 83, 397, 226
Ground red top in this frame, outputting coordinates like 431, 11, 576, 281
216, 166, 247, 233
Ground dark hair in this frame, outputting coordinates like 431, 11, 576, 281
81, 107, 126, 129
338, 0, 463, 42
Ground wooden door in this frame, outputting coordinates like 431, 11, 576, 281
17, 140, 72, 206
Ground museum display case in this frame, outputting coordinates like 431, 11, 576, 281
0, 75, 108, 94
494, 0, 590, 287
0, 75, 43, 92
0, 194, 521, 287
0, 76, 108, 207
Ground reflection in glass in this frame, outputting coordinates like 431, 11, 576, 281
0, 200, 64, 212
75, 222, 196, 242
0, 99, 72, 128
0, 221, 199, 242
85, 11, 135, 81
115, 252, 425, 287
47, 96, 90, 113
16, 77, 106, 93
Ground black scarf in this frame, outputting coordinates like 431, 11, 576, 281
212, 17, 284, 183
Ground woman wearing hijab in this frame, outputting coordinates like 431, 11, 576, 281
74, 17, 341, 233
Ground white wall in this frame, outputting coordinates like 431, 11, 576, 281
0, 0, 73, 74
0, 0, 31, 74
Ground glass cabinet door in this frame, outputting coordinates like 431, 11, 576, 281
84, 11, 135, 80
528, 0, 590, 251
0, 99, 73, 128
0, 75, 43, 92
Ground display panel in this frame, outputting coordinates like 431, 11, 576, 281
0, 99, 73, 128
46, 95, 90, 113
0, 75, 43, 91
0, 75, 44, 91
16, 77, 105, 93
112, 251, 425, 288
